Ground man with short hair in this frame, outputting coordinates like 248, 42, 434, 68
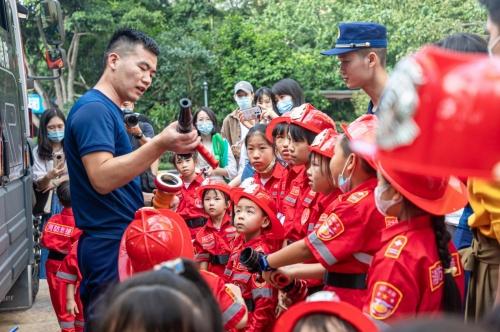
321, 22, 388, 114
64, 28, 199, 327
221, 80, 254, 163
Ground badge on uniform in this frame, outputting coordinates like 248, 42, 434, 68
316, 213, 344, 241
369, 281, 403, 320
384, 235, 407, 259
384, 216, 398, 228
429, 260, 444, 292
347, 190, 369, 204
301, 208, 311, 225
201, 233, 215, 250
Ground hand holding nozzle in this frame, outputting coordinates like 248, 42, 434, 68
178, 98, 219, 169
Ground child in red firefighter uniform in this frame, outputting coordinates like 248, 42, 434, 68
40, 181, 82, 332
359, 156, 467, 322
118, 208, 248, 331
56, 241, 84, 331
260, 115, 387, 309
193, 178, 236, 278
265, 104, 336, 243
224, 184, 285, 332
173, 153, 207, 238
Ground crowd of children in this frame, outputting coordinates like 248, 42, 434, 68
41, 6, 500, 331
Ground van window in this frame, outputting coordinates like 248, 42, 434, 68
0, 1, 8, 32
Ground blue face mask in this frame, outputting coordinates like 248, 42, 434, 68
276, 99, 294, 114
236, 96, 252, 110
337, 154, 353, 193
47, 130, 64, 142
197, 122, 214, 136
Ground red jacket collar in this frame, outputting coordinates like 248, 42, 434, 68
338, 177, 378, 201
205, 213, 232, 230
255, 161, 286, 183
381, 215, 432, 242
61, 207, 73, 216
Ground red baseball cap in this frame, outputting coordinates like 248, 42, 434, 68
231, 184, 284, 240
265, 103, 337, 142
341, 114, 378, 170
118, 207, 194, 281
376, 45, 500, 179
378, 161, 468, 215
274, 300, 377, 332
196, 177, 232, 200
309, 128, 339, 158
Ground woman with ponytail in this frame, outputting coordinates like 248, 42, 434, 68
363, 158, 468, 322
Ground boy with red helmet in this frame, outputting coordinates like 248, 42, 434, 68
193, 178, 236, 278
40, 181, 82, 332
172, 153, 207, 238
118, 208, 248, 331
224, 184, 285, 331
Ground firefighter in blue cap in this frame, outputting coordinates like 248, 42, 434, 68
322, 22, 388, 115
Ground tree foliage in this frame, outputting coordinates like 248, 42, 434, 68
25, 0, 486, 123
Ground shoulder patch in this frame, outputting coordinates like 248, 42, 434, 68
369, 281, 403, 320
347, 190, 369, 204
384, 216, 399, 228
384, 235, 408, 259
301, 208, 311, 225
316, 213, 345, 241
428, 260, 444, 292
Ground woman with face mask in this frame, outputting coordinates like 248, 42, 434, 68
33, 108, 69, 217
193, 107, 237, 182
362, 159, 467, 323
259, 115, 387, 309
260, 78, 305, 121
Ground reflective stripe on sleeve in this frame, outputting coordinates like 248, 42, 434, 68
251, 288, 272, 299
353, 252, 373, 265
232, 273, 251, 282
222, 302, 245, 325
59, 321, 75, 329
224, 268, 232, 277
308, 232, 338, 266
56, 271, 78, 282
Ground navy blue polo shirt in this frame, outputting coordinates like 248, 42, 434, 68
65, 89, 143, 239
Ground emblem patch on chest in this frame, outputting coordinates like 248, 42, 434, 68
316, 213, 344, 241
347, 191, 369, 204
384, 235, 407, 259
369, 281, 403, 320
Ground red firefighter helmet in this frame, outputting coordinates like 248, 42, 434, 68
118, 207, 194, 281
231, 184, 284, 240
309, 128, 339, 158
265, 103, 337, 142
274, 299, 377, 332
196, 177, 232, 200
342, 114, 378, 170
376, 45, 500, 179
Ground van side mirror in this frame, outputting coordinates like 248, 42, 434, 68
38, 0, 65, 46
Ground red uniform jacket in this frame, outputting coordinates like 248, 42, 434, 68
224, 235, 278, 332
56, 241, 82, 285
364, 215, 465, 322
304, 178, 386, 308
176, 173, 207, 237
41, 208, 81, 254
277, 165, 313, 242
194, 214, 237, 278
253, 162, 286, 202
201, 270, 247, 331
301, 189, 342, 237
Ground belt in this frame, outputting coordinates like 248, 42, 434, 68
244, 298, 255, 312
324, 272, 367, 290
48, 250, 67, 261
210, 254, 229, 265
186, 217, 207, 229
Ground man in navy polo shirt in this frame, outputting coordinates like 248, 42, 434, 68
321, 22, 389, 115
64, 28, 199, 328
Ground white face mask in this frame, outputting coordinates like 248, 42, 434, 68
488, 36, 500, 57
374, 182, 402, 216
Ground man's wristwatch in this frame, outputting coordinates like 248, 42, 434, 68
258, 254, 276, 272
134, 132, 144, 139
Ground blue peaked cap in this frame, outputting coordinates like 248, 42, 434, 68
322, 22, 387, 56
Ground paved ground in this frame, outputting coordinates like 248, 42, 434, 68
0, 280, 59, 332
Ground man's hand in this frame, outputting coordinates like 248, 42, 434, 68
126, 125, 142, 137
156, 121, 200, 153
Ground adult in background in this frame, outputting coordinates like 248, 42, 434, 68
321, 22, 388, 115
221, 80, 254, 164
122, 101, 158, 204
463, 0, 500, 322
64, 28, 199, 329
